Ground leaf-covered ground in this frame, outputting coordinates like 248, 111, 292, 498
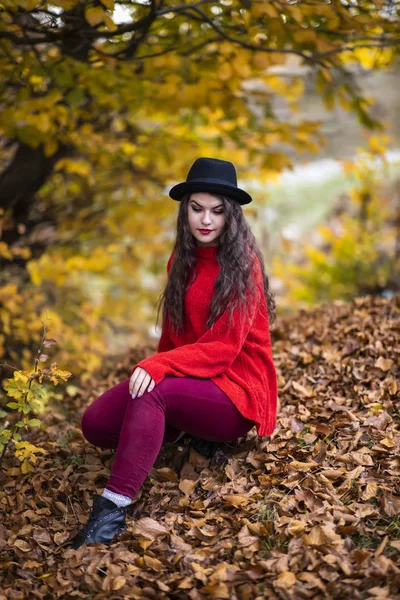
0, 295, 399, 599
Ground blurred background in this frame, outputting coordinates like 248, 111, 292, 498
0, 0, 399, 381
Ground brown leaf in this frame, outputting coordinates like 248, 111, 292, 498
349, 451, 374, 466
361, 481, 378, 500
381, 491, 400, 516
315, 422, 331, 436
32, 528, 52, 545
287, 520, 307, 535
117, 550, 139, 563
291, 381, 313, 397
179, 478, 198, 495
189, 448, 210, 468
275, 571, 297, 589
289, 460, 318, 471
143, 555, 164, 571
191, 525, 218, 543
53, 531, 71, 545
150, 467, 179, 482
170, 534, 193, 553
222, 494, 251, 508
111, 576, 126, 590
13, 539, 32, 552
24, 560, 42, 568
374, 356, 393, 371
201, 581, 231, 598
130, 517, 169, 540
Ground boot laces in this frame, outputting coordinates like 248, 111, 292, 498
81, 509, 122, 536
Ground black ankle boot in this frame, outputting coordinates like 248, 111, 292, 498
69, 495, 128, 550
188, 435, 222, 459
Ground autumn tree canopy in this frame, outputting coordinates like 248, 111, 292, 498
1, 0, 398, 220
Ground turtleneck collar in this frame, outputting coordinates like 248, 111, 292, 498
195, 244, 219, 259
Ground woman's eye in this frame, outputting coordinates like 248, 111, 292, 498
192, 208, 223, 214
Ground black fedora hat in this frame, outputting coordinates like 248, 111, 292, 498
169, 157, 252, 205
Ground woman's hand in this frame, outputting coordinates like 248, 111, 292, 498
129, 367, 156, 398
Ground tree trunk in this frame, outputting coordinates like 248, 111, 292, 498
0, 141, 69, 221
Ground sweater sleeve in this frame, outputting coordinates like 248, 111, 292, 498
131, 258, 263, 384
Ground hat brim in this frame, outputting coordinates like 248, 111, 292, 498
169, 180, 252, 205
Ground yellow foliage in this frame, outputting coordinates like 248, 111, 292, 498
55, 159, 92, 177
368, 135, 391, 155
14, 441, 47, 474
262, 75, 304, 103
276, 134, 398, 310
293, 30, 317, 44
341, 47, 394, 69
85, 6, 107, 26
100, 0, 115, 10
253, 52, 272, 70
233, 57, 252, 79
219, 62, 233, 81
0, 242, 13, 260
51, 0, 77, 8
13, 370, 29, 386
251, 1, 278, 19
1, 325, 73, 465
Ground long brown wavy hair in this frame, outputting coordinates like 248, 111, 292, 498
155, 192, 277, 337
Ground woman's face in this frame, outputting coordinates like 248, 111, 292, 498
188, 192, 226, 247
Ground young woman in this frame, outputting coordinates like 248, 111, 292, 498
69, 157, 278, 550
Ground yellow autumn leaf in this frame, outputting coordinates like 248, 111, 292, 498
85, 6, 106, 26
253, 52, 272, 70
288, 5, 303, 22
104, 15, 117, 31
21, 460, 34, 474
51, 0, 77, 8
100, 0, 114, 10
233, 59, 252, 78
219, 62, 233, 81
0, 242, 13, 260
36, 114, 51, 133
13, 371, 29, 385
293, 30, 317, 44
44, 138, 59, 157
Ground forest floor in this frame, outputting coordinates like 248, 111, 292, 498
0, 294, 399, 600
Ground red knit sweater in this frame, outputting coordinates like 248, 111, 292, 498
131, 244, 278, 436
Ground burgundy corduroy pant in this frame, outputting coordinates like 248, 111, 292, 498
80, 375, 254, 498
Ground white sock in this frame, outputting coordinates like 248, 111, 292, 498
101, 488, 132, 507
